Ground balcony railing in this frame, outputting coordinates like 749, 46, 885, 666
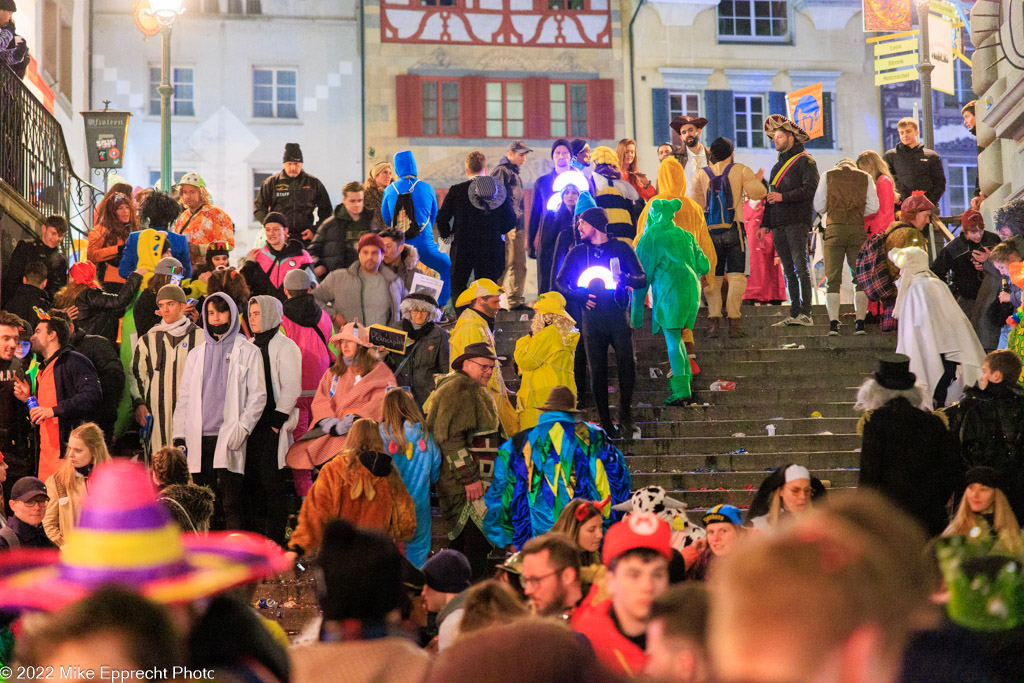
0, 63, 103, 256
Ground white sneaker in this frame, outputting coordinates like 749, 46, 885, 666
772, 316, 797, 327
790, 314, 814, 326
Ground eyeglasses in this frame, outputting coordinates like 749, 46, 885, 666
19, 498, 47, 508
519, 570, 559, 588
466, 360, 496, 372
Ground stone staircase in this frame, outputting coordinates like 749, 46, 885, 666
493, 303, 896, 517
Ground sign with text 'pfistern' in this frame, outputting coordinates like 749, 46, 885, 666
81, 111, 131, 169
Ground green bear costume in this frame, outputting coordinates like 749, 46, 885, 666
631, 198, 710, 404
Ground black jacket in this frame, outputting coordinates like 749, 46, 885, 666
70, 328, 124, 435
308, 205, 380, 274
40, 345, 103, 454
387, 321, 450, 408
859, 396, 957, 537
884, 143, 946, 207
253, 170, 332, 244
931, 232, 1002, 301
436, 177, 516, 253
0, 356, 30, 486
239, 239, 309, 301
72, 272, 143, 342
491, 157, 525, 229
528, 170, 560, 258
1, 238, 68, 306
0, 516, 56, 550
555, 239, 647, 315
762, 144, 819, 229
4, 283, 51, 331
944, 382, 1024, 518
0, 19, 30, 80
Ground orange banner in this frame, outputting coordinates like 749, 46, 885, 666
787, 83, 824, 141
863, 0, 913, 32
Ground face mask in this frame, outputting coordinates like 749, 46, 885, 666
208, 321, 231, 336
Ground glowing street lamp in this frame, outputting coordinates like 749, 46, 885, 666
142, 0, 185, 192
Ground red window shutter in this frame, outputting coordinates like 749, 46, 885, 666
460, 76, 487, 138
587, 78, 615, 141
523, 78, 550, 139
395, 74, 422, 138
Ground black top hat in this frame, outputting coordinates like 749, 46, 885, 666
875, 353, 916, 391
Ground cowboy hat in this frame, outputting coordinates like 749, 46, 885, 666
330, 320, 375, 349
763, 114, 810, 144
0, 461, 290, 612
669, 116, 709, 134
455, 278, 504, 309
451, 342, 504, 371
539, 385, 582, 413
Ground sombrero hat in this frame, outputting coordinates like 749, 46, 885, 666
454, 278, 504, 309
763, 114, 810, 144
0, 461, 290, 611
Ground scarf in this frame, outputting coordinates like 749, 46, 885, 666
151, 315, 193, 336
401, 318, 435, 343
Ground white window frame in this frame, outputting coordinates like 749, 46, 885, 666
485, 81, 524, 139
944, 162, 977, 217
253, 67, 299, 120
668, 90, 702, 121
148, 66, 196, 118
734, 93, 768, 150
718, 0, 791, 43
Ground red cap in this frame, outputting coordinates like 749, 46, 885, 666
602, 512, 673, 564
961, 209, 985, 231
357, 233, 386, 253
69, 261, 99, 288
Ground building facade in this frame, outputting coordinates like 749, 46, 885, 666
970, 0, 1024, 215
91, 0, 362, 253
363, 0, 625, 195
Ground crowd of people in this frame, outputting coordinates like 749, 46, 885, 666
1, 98, 1024, 680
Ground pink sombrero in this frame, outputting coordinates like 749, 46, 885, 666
0, 461, 291, 611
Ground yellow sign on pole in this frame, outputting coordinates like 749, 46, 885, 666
929, 1, 957, 19
875, 52, 920, 71
875, 67, 918, 86
874, 38, 919, 56
865, 28, 919, 43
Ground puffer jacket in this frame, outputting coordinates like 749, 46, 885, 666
388, 321, 449, 408
240, 239, 316, 302
71, 271, 143, 342
383, 245, 437, 292
281, 294, 334, 395
762, 143, 820, 230
308, 205, 380, 274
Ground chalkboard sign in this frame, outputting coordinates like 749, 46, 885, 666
368, 324, 408, 354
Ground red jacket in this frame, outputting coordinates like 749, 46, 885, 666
571, 598, 646, 677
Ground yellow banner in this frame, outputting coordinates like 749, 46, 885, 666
875, 52, 920, 71
875, 67, 918, 85
874, 37, 918, 56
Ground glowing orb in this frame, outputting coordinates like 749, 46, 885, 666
577, 266, 615, 290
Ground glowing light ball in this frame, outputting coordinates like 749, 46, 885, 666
577, 266, 615, 290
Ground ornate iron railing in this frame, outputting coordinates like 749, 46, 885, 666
0, 63, 104, 257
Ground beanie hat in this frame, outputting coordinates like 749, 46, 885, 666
155, 257, 183, 276
573, 191, 598, 217
961, 209, 985, 231
709, 137, 735, 164
318, 520, 403, 622
570, 139, 589, 157
422, 549, 472, 594
357, 232, 386, 253
965, 466, 1002, 491
283, 269, 311, 292
551, 138, 571, 158
206, 241, 230, 261
156, 284, 187, 304
69, 261, 98, 287
578, 207, 609, 234
368, 161, 392, 182
263, 211, 288, 227
602, 512, 673, 565
283, 143, 303, 163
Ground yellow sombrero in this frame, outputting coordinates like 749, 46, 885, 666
0, 461, 291, 611
532, 291, 575, 325
455, 278, 504, 309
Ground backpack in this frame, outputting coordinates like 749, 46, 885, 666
703, 164, 735, 228
0, 524, 20, 549
855, 228, 896, 302
390, 179, 423, 241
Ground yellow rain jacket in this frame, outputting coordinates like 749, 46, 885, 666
636, 158, 716, 290
449, 308, 520, 435
513, 323, 580, 430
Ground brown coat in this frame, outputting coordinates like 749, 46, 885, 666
43, 470, 86, 547
289, 451, 417, 555
691, 158, 767, 228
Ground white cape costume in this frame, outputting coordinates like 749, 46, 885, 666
891, 246, 985, 406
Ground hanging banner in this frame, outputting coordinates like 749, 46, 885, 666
928, 13, 955, 95
786, 83, 824, 141
863, 0, 913, 32
81, 110, 131, 169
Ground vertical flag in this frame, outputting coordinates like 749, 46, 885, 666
863, 0, 913, 32
786, 83, 824, 141
929, 13, 955, 95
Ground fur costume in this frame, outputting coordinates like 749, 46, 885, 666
449, 307, 519, 434
426, 372, 503, 539
159, 483, 215, 533
482, 411, 631, 549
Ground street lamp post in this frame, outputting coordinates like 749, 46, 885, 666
917, 0, 935, 149
145, 0, 185, 193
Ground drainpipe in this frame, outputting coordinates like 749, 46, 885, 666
628, 0, 648, 141
359, 0, 366, 180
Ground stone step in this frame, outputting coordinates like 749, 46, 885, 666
620, 433, 861, 456
661, 486, 858, 511
618, 385, 857, 405
623, 402, 857, 421
636, 417, 857, 438
626, 450, 862, 473
631, 468, 859, 490
504, 373, 866, 395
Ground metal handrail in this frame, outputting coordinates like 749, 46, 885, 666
0, 64, 104, 257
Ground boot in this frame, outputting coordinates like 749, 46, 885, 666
685, 341, 700, 376
706, 317, 720, 339
728, 317, 746, 338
